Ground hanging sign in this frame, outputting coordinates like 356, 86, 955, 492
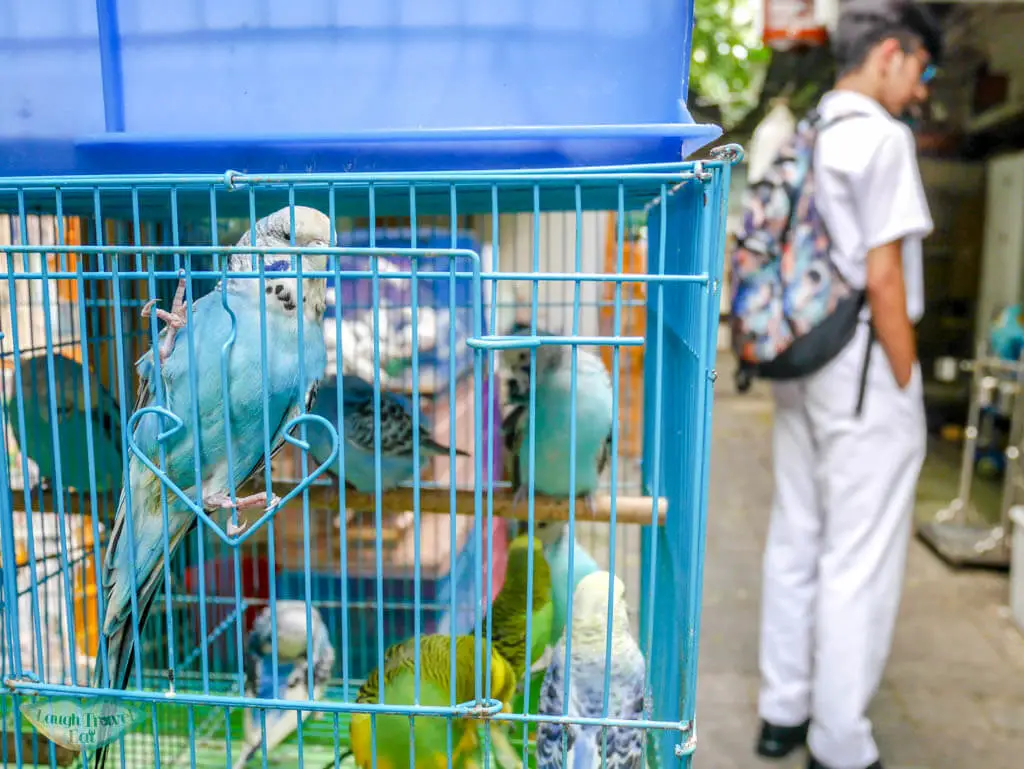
19, 697, 147, 752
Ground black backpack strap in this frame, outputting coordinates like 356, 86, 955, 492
806, 107, 864, 139
811, 108, 875, 417
854, 322, 875, 417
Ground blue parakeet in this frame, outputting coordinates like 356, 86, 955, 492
535, 571, 647, 769
234, 600, 335, 768
94, 207, 331, 769
500, 324, 613, 515
307, 374, 468, 493
4, 351, 123, 494
535, 521, 601, 656
500, 323, 609, 661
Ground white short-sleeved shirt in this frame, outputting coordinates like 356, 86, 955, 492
814, 90, 934, 324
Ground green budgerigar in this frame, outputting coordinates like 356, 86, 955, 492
348, 634, 518, 769
485, 533, 554, 684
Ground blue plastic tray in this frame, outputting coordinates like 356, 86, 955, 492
0, 0, 720, 175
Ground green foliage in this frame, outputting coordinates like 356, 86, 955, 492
690, 0, 772, 128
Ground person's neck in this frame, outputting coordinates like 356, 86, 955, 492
833, 73, 885, 109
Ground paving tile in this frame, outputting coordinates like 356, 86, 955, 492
890, 614, 1005, 667
898, 686, 996, 735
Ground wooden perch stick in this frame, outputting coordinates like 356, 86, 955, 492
34, 482, 668, 529
326, 487, 667, 526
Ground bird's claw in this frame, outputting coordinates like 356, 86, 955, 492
205, 491, 282, 536
583, 493, 598, 518
226, 518, 249, 537
141, 299, 187, 329
223, 491, 282, 538
143, 277, 190, 365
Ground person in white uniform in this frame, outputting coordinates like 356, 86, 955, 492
755, 4, 943, 769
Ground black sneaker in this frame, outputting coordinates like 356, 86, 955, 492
755, 719, 810, 759
808, 755, 883, 769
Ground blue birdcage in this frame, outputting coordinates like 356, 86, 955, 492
0, 2, 739, 768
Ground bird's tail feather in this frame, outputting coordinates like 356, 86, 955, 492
571, 730, 598, 769
92, 564, 163, 769
91, 624, 143, 769
92, 743, 112, 769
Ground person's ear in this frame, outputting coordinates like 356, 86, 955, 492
874, 37, 904, 72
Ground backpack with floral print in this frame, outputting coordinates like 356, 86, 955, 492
730, 108, 868, 388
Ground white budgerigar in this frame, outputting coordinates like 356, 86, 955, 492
535, 571, 647, 769
234, 601, 335, 768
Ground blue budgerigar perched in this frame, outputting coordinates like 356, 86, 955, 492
535, 571, 648, 769
307, 374, 468, 493
94, 206, 331, 769
500, 323, 613, 516
5, 351, 123, 494
234, 600, 335, 768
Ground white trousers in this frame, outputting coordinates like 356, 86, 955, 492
758, 323, 927, 769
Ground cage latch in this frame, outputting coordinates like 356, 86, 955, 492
4, 671, 41, 693
453, 697, 505, 720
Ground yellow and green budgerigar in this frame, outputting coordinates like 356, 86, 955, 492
484, 533, 554, 684
349, 634, 517, 769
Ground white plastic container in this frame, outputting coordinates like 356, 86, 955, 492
1011, 506, 1024, 633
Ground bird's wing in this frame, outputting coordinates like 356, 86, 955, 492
99, 497, 197, 689
355, 635, 418, 703
377, 394, 420, 455
311, 610, 336, 690
603, 655, 648, 769
244, 609, 274, 697
133, 350, 157, 414
343, 389, 438, 457
596, 429, 613, 478
244, 377, 320, 486
535, 644, 570, 769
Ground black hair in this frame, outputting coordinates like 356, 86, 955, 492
832, 1, 943, 77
